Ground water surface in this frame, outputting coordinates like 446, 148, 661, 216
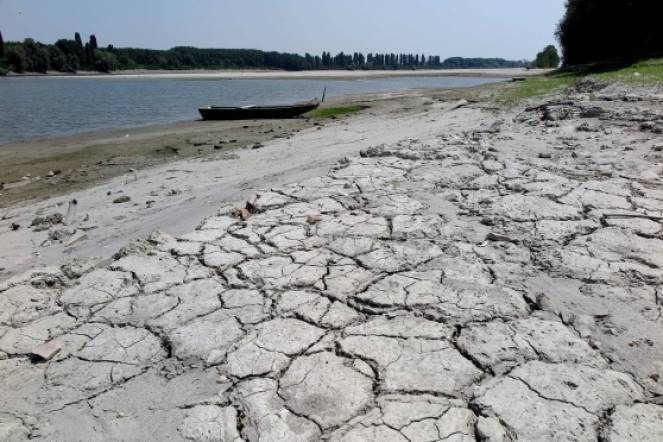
0, 75, 501, 145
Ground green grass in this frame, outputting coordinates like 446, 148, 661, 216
497, 57, 663, 106
307, 105, 368, 118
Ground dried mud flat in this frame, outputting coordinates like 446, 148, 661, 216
1, 80, 663, 441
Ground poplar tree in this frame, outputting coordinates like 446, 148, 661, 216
74, 32, 83, 51
74, 32, 84, 64
89, 34, 98, 51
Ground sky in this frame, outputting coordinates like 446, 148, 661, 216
0, 0, 566, 60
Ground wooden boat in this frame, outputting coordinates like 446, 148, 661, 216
199, 102, 319, 120
199, 88, 326, 121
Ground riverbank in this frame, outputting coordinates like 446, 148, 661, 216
1, 75, 662, 441
0, 85, 491, 275
4, 67, 549, 80
0, 91, 437, 206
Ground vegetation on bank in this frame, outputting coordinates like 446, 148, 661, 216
496, 57, 663, 105
533, 45, 560, 69
0, 32, 117, 73
307, 105, 369, 118
0, 31, 529, 75
493, 0, 663, 105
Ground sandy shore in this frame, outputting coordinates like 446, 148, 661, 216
0, 111, 315, 206
0, 87, 487, 276
7, 67, 549, 80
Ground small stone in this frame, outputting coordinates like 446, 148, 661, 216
239, 208, 251, 220
31, 340, 63, 361
539, 152, 552, 159
113, 195, 131, 204
11, 223, 20, 231
31, 213, 64, 230
306, 214, 321, 224
252, 143, 264, 149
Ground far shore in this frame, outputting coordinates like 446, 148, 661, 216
3, 67, 550, 80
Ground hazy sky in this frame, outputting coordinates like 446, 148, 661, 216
0, 0, 566, 60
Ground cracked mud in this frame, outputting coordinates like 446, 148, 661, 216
1, 82, 663, 441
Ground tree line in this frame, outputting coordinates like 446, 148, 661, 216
557, 0, 663, 66
0, 32, 119, 74
0, 32, 528, 74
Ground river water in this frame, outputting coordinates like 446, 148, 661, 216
0, 75, 502, 145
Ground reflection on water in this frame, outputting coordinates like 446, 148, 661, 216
0, 75, 502, 145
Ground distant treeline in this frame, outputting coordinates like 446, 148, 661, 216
0, 32, 528, 74
116, 48, 526, 71
0, 32, 118, 74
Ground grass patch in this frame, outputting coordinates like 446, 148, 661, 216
496, 57, 663, 106
307, 105, 368, 118
592, 57, 663, 84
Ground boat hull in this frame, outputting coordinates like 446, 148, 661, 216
199, 103, 319, 120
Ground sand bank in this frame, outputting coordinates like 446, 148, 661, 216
7, 67, 549, 80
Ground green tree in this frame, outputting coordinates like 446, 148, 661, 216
534, 45, 560, 68
84, 42, 91, 67
0, 30, 4, 58
74, 32, 84, 61
89, 34, 98, 51
557, 0, 663, 66
64, 53, 80, 72
7, 47, 27, 72
22, 38, 50, 72
48, 45, 66, 71
93, 49, 118, 72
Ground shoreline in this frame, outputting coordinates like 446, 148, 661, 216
0, 83, 501, 205
0, 87, 477, 206
3, 67, 549, 80
0, 79, 504, 148
0, 85, 490, 276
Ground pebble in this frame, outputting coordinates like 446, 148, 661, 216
31, 341, 63, 361
113, 195, 131, 204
